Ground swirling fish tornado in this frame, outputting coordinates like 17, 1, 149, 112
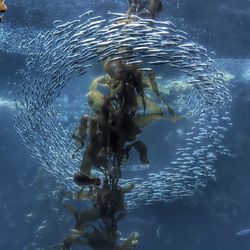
15, 11, 232, 209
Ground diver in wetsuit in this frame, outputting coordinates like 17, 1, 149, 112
72, 60, 151, 189
127, 0, 162, 19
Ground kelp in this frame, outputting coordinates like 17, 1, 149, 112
0, 0, 7, 23
59, 1, 179, 249
60, 184, 138, 250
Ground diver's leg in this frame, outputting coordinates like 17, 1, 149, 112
79, 208, 100, 224
80, 151, 93, 176
80, 134, 104, 176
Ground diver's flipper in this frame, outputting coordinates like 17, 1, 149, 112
73, 172, 100, 187
125, 140, 149, 165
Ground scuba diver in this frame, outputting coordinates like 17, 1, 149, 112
71, 56, 173, 189
127, 0, 162, 19
0, 0, 7, 23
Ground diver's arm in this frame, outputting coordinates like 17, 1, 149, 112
89, 75, 109, 91
147, 72, 177, 118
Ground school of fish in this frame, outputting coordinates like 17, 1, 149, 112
15, 11, 233, 209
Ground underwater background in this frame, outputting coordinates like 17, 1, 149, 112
1, 0, 250, 249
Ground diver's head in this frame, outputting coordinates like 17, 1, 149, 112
128, 0, 162, 19
147, 0, 162, 18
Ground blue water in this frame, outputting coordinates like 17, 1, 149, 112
1, 1, 250, 250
